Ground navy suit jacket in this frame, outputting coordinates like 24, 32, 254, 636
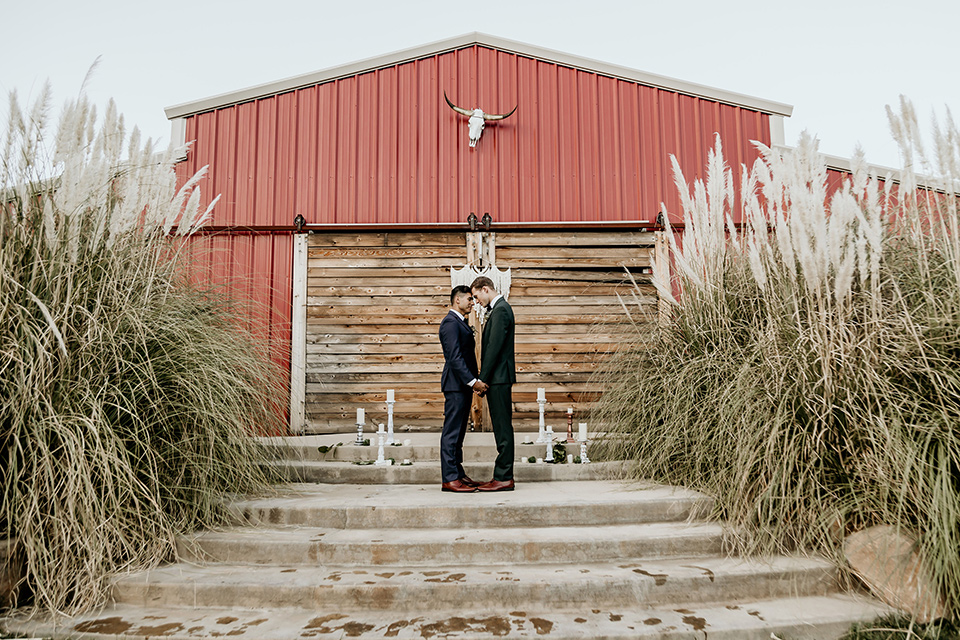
439, 311, 479, 392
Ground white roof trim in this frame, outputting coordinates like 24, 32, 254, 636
773, 144, 902, 181
164, 32, 793, 119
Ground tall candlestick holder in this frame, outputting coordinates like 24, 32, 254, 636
386, 398, 396, 445
374, 424, 389, 466
355, 419, 365, 446
536, 396, 548, 443
566, 408, 576, 443
545, 426, 554, 462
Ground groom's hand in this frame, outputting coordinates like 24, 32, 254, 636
473, 380, 489, 395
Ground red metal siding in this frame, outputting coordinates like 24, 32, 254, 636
174, 43, 776, 397
179, 45, 772, 227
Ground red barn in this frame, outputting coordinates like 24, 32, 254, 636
165, 33, 794, 434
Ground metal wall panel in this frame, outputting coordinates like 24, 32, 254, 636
173, 43, 777, 408
178, 44, 772, 229
176, 233, 292, 374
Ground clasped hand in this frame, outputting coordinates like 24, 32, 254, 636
473, 380, 489, 396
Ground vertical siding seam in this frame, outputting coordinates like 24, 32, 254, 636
251, 101, 260, 231
331, 80, 340, 223
353, 79, 361, 224
392, 66, 400, 224
294, 93, 301, 225
312, 89, 322, 223
229, 108, 241, 227
615, 80, 626, 221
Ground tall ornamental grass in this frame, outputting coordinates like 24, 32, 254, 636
594, 98, 960, 616
1, 85, 285, 614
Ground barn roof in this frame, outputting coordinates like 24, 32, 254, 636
164, 32, 793, 120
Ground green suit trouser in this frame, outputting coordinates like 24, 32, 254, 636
486, 383, 514, 481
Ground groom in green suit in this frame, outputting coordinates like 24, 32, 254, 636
470, 276, 516, 492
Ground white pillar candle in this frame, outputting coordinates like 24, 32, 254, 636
378, 423, 385, 434
567, 407, 573, 415
579, 422, 587, 441
537, 388, 545, 401
357, 408, 365, 424
387, 389, 395, 402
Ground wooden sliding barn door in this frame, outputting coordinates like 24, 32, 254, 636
295, 229, 657, 435
302, 231, 466, 434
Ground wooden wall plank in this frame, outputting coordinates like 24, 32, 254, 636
303, 230, 655, 434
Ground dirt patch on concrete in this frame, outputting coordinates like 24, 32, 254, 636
384, 618, 422, 637
135, 622, 185, 635
341, 621, 375, 636
424, 572, 465, 583
419, 616, 512, 638
633, 568, 668, 585
74, 617, 133, 634
683, 564, 716, 582
530, 617, 553, 634
682, 615, 707, 631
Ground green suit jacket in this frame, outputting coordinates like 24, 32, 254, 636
479, 297, 517, 385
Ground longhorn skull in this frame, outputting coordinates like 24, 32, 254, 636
444, 92, 517, 148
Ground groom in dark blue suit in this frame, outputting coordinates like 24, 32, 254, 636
438, 286, 489, 493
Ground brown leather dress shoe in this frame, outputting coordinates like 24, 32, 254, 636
459, 476, 482, 488
441, 480, 478, 493
477, 479, 515, 492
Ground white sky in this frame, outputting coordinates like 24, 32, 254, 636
3, 0, 957, 170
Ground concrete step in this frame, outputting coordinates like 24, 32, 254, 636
179, 521, 728, 566
3, 594, 891, 639
110, 555, 840, 612
226, 481, 714, 529
272, 459, 625, 483
259, 431, 592, 463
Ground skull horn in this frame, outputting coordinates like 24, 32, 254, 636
444, 92, 474, 118
482, 105, 517, 121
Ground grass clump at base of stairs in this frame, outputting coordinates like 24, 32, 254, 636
838, 614, 960, 640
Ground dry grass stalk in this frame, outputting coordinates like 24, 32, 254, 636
1, 85, 284, 614
594, 99, 960, 617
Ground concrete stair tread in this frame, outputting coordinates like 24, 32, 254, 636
117, 554, 835, 588
228, 480, 714, 528
230, 480, 707, 511
179, 521, 727, 566
187, 520, 727, 546
111, 554, 839, 612
10, 594, 890, 639
274, 459, 626, 483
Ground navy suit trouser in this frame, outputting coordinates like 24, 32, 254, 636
440, 389, 472, 483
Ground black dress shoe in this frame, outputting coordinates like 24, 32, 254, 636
477, 479, 515, 492
459, 476, 482, 487
441, 480, 478, 493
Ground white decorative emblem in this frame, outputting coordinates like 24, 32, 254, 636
444, 92, 517, 148
450, 265, 511, 323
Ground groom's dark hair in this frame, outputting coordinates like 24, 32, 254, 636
450, 285, 472, 305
